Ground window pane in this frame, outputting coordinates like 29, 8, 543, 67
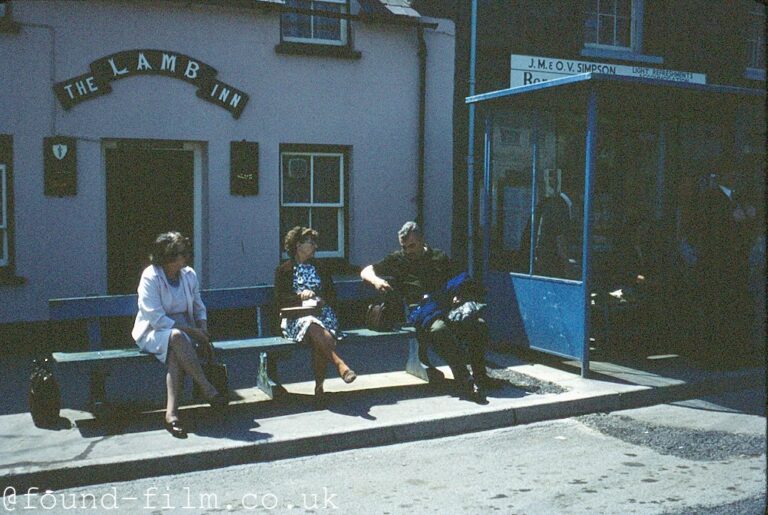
281, 207, 310, 244
615, 17, 630, 47
584, 13, 598, 44
313, 2, 342, 41
599, 0, 615, 15
283, 0, 312, 39
312, 207, 340, 252
617, 0, 631, 18
282, 155, 311, 204
313, 155, 341, 204
598, 14, 614, 45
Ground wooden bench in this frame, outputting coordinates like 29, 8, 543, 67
47, 279, 442, 415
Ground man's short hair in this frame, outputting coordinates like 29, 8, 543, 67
398, 221, 422, 243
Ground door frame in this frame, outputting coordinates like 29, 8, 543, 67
102, 139, 204, 281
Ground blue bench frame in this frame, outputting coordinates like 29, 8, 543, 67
48, 279, 442, 414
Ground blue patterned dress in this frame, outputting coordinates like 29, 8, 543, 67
281, 263, 341, 342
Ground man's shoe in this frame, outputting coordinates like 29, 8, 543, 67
459, 378, 488, 405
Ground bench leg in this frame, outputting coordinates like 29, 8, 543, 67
257, 352, 287, 400
406, 337, 445, 382
89, 366, 108, 414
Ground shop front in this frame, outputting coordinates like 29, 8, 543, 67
467, 72, 765, 375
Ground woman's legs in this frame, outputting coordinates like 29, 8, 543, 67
168, 330, 217, 399
312, 346, 326, 394
304, 324, 355, 386
165, 351, 184, 423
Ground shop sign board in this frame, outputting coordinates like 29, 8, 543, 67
510, 54, 707, 88
53, 49, 249, 119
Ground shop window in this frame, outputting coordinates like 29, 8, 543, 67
280, 146, 347, 259
488, 110, 584, 281
583, 0, 643, 52
281, 0, 348, 47
745, 2, 765, 79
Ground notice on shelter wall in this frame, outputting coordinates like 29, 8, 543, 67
510, 54, 707, 89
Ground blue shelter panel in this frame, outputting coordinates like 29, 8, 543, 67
486, 271, 585, 360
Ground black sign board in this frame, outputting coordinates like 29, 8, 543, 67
230, 141, 259, 196
53, 49, 249, 119
44, 136, 77, 196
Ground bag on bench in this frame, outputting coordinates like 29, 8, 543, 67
366, 291, 405, 332
29, 357, 61, 428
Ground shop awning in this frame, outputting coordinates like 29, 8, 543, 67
466, 72, 765, 105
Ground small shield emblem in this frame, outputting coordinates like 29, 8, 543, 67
52, 144, 68, 160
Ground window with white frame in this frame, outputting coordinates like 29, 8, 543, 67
280, 148, 346, 258
0, 164, 8, 267
584, 0, 643, 51
281, 0, 348, 46
746, 3, 765, 70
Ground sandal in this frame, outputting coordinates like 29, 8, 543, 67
341, 369, 357, 384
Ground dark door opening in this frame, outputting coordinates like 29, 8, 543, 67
106, 142, 194, 295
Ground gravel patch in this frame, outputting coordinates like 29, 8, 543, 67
660, 495, 766, 515
485, 360, 568, 395
577, 413, 766, 461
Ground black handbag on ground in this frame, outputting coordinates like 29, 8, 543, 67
29, 357, 61, 428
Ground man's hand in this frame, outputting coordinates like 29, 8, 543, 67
375, 278, 393, 293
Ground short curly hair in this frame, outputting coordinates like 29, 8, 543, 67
283, 226, 319, 259
149, 231, 192, 266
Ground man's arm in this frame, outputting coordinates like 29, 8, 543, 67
360, 264, 393, 292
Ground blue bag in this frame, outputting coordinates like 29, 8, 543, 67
407, 295, 443, 330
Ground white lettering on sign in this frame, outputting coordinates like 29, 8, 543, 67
136, 52, 152, 71
85, 76, 99, 93
161, 53, 177, 72
108, 58, 129, 77
184, 60, 200, 79
229, 93, 241, 108
510, 54, 707, 88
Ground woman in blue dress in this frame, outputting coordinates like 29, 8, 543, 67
274, 227, 357, 405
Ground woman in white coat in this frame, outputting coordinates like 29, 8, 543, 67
132, 232, 226, 438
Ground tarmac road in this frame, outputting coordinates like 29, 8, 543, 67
9, 388, 764, 514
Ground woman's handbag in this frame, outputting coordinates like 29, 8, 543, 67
29, 357, 61, 428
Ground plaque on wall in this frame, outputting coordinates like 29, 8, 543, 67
44, 136, 77, 196
230, 141, 258, 196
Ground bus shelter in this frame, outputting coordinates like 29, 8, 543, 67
466, 72, 765, 376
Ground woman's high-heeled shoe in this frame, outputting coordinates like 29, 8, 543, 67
164, 419, 188, 439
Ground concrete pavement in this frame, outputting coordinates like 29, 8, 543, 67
1, 345, 764, 493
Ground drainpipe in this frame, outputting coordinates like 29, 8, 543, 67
466, 0, 478, 275
416, 25, 427, 228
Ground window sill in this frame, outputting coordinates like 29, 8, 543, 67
275, 42, 361, 60
0, 274, 26, 286
580, 47, 663, 65
744, 68, 766, 81
0, 19, 21, 34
